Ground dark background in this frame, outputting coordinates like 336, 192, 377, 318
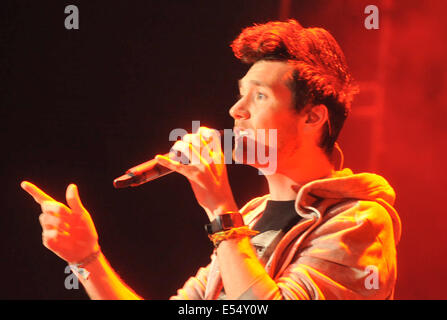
1, 0, 446, 299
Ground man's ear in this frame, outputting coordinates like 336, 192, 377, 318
304, 104, 328, 128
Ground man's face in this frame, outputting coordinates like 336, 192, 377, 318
229, 60, 304, 172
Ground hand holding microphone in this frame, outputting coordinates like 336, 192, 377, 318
113, 128, 228, 188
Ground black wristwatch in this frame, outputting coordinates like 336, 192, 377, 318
205, 212, 245, 235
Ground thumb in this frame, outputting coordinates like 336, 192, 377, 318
155, 154, 182, 172
66, 183, 85, 213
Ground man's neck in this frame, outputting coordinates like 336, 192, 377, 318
263, 149, 334, 201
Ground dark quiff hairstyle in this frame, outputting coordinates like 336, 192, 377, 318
231, 19, 359, 155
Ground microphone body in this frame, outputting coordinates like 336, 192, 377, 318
113, 153, 172, 188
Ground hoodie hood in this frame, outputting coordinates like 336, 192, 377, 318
295, 168, 401, 243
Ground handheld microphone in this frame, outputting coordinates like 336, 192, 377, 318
113, 129, 228, 189
113, 153, 172, 188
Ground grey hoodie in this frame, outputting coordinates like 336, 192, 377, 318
171, 168, 401, 300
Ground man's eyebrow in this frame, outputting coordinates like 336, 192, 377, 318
238, 79, 270, 89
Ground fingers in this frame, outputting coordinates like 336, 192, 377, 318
186, 127, 220, 151
42, 229, 59, 248
42, 229, 71, 251
21, 180, 73, 220
182, 132, 201, 148
20, 181, 56, 205
155, 154, 184, 173
65, 184, 85, 214
40, 212, 71, 252
196, 126, 220, 141
155, 127, 224, 179
41, 200, 72, 218
197, 127, 223, 164
156, 139, 206, 175
184, 132, 213, 163
172, 139, 202, 165
21, 181, 85, 216
179, 127, 222, 165
39, 213, 70, 232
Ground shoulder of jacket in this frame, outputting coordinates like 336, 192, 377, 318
323, 199, 394, 233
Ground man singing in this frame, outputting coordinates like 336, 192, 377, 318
21, 19, 401, 300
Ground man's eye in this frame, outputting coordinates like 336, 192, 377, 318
256, 92, 267, 100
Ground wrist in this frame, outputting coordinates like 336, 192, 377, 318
205, 212, 259, 248
68, 245, 101, 269
208, 226, 258, 248
68, 248, 103, 281
209, 203, 239, 220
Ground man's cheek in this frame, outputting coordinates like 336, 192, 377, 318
232, 129, 278, 171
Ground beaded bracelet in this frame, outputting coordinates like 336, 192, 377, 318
208, 226, 259, 248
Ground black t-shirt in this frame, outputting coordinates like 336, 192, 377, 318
217, 200, 302, 299
252, 200, 302, 234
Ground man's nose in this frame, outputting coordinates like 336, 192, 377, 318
229, 99, 250, 120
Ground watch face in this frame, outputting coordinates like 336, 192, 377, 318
206, 213, 244, 234
220, 214, 234, 230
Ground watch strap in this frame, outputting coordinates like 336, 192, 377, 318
205, 212, 244, 234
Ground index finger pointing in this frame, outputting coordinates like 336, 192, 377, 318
20, 181, 56, 205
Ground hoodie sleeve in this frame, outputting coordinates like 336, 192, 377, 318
169, 263, 211, 300
238, 200, 399, 300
